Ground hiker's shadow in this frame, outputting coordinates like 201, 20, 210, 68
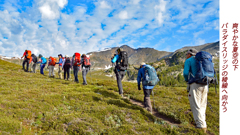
92, 93, 154, 121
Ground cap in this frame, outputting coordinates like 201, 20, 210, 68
187, 48, 198, 56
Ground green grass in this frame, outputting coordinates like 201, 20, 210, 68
0, 59, 219, 134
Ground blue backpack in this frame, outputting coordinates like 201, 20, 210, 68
194, 51, 217, 85
142, 65, 159, 86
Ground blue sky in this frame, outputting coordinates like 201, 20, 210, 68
0, 0, 219, 57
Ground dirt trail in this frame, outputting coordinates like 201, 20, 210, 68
126, 97, 181, 126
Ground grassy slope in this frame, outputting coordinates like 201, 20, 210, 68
0, 59, 219, 134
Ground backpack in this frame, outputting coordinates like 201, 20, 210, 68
65, 57, 71, 65
25, 50, 31, 59
32, 54, 38, 63
42, 57, 47, 64
74, 53, 81, 66
83, 56, 91, 67
49, 57, 56, 66
194, 51, 217, 85
142, 65, 159, 86
118, 51, 128, 70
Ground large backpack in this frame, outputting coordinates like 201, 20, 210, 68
74, 53, 81, 66
42, 57, 47, 64
49, 57, 56, 66
118, 51, 128, 70
194, 51, 217, 85
83, 56, 91, 67
65, 57, 71, 65
142, 65, 159, 86
32, 54, 38, 63
25, 50, 31, 59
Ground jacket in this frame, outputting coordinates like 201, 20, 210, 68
56, 58, 64, 68
137, 65, 155, 89
183, 56, 198, 83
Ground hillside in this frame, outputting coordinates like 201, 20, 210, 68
0, 59, 219, 134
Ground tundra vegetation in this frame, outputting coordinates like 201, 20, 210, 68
0, 59, 219, 134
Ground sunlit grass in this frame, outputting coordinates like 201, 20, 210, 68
0, 59, 218, 134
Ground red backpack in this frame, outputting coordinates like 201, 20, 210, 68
83, 56, 91, 66
49, 57, 56, 66
74, 53, 81, 66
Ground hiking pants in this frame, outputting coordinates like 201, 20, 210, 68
188, 83, 208, 128
49, 65, 55, 76
143, 89, 152, 112
58, 66, 63, 79
73, 66, 80, 82
114, 69, 125, 94
40, 64, 45, 75
23, 59, 30, 71
82, 66, 89, 84
64, 64, 71, 80
32, 63, 37, 73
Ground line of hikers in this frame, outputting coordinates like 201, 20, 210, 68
21, 47, 217, 133
111, 48, 217, 133
21, 50, 91, 85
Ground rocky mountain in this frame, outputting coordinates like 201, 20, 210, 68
87, 45, 171, 68
87, 41, 219, 68
162, 41, 219, 66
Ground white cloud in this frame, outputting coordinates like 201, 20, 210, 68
38, 0, 68, 19
154, 0, 167, 25
99, 1, 111, 9
195, 38, 205, 46
118, 10, 128, 19
132, 0, 141, 5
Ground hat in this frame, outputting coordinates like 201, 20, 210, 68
116, 48, 123, 54
140, 62, 146, 66
187, 48, 198, 56
58, 54, 62, 57
38, 54, 43, 58
65, 55, 68, 58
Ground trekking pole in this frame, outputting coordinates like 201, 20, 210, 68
152, 91, 155, 109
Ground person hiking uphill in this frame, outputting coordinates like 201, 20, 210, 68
80, 54, 91, 85
72, 53, 81, 83
63, 55, 71, 80
36, 54, 47, 75
30, 54, 38, 73
48, 56, 56, 77
183, 49, 207, 133
111, 48, 128, 98
21, 50, 31, 72
137, 62, 159, 114
55, 54, 64, 79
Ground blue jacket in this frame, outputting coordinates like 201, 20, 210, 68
137, 65, 155, 89
56, 58, 64, 68
183, 56, 197, 82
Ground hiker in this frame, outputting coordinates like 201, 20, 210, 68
21, 50, 31, 72
48, 56, 56, 77
63, 55, 71, 80
36, 54, 47, 75
72, 53, 81, 83
111, 48, 128, 97
137, 62, 159, 114
183, 49, 208, 133
80, 54, 91, 85
55, 54, 64, 79
30, 54, 38, 73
